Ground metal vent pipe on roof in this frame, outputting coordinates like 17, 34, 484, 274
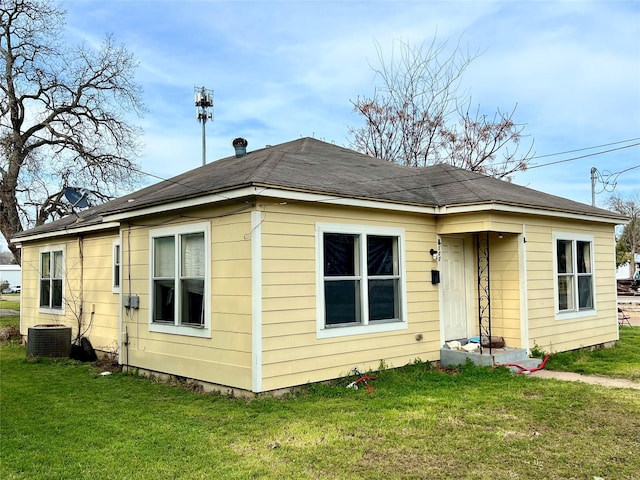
232, 137, 248, 158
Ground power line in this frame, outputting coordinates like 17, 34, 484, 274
528, 137, 640, 160
125, 142, 640, 208
527, 142, 640, 170
81, 135, 640, 212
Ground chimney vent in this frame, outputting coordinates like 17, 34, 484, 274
232, 137, 248, 158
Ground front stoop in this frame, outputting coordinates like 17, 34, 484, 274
440, 347, 542, 373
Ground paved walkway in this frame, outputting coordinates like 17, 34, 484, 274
528, 369, 640, 390
528, 300, 639, 389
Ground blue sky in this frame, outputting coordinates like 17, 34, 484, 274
59, 0, 640, 208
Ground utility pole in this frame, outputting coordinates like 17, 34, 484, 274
591, 167, 597, 206
195, 86, 214, 166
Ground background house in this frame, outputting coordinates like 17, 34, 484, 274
616, 253, 640, 279
12, 138, 626, 394
0, 264, 21, 291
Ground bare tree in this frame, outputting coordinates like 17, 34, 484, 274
349, 37, 533, 178
1, 0, 145, 263
608, 192, 640, 275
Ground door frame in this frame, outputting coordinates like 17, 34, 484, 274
438, 235, 475, 346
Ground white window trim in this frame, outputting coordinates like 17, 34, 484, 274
315, 222, 408, 339
148, 222, 211, 338
38, 244, 66, 316
552, 232, 596, 320
112, 240, 121, 294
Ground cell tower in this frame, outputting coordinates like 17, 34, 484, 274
195, 86, 214, 165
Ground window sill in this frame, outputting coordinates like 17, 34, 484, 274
39, 307, 64, 316
149, 322, 211, 338
317, 320, 407, 339
555, 309, 597, 321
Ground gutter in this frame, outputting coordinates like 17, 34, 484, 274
11, 221, 121, 245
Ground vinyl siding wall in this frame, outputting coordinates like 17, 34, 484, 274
437, 211, 618, 352
524, 218, 618, 353
19, 232, 121, 351
438, 214, 525, 347
484, 232, 522, 346
119, 206, 254, 391
259, 202, 440, 392
17, 202, 618, 394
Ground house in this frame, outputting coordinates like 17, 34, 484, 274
616, 253, 640, 280
12, 137, 626, 394
0, 264, 21, 291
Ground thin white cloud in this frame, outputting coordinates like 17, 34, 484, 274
58, 0, 640, 203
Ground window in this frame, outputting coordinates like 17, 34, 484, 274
554, 233, 595, 317
112, 241, 121, 292
317, 223, 407, 338
149, 223, 210, 337
39, 247, 64, 313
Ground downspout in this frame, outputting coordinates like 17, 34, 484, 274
75, 235, 84, 344
117, 227, 125, 370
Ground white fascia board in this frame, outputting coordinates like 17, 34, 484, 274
102, 184, 625, 225
102, 186, 439, 220
102, 187, 259, 221
254, 188, 437, 214
10, 222, 121, 244
265, 190, 624, 224
434, 203, 626, 225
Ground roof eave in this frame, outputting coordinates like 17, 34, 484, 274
436, 202, 628, 224
102, 185, 259, 221
103, 184, 439, 221
11, 221, 121, 245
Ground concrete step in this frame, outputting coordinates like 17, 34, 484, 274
440, 346, 542, 372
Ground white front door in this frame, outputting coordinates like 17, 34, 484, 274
441, 237, 468, 341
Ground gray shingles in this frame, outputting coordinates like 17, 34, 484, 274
12, 137, 624, 240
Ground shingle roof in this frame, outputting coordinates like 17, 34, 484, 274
13, 137, 625, 239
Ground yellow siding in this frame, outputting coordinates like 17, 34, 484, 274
485, 232, 521, 346
437, 212, 524, 235
258, 202, 440, 392
19, 232, 121, 352
524, 218, 618, 352
434, 212, 617, 353
18, 196, 619, 394
119, 207, 254, 391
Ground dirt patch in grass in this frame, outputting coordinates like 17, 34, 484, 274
0, 324, 21, 344
92, 353, 122, 373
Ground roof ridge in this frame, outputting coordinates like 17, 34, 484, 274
250, 149, 287, 183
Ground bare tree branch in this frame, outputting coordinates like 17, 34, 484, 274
349, 36, 534, 177
1, 0, 145, 263
608, 192, 640, 275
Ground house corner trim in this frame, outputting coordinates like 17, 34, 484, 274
251, 210, 263, 393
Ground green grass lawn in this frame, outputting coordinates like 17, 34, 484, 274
0, 297, 20, 328
544, 327, 640, 380
2, 302, 639, 479
2, 338, 639, 479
